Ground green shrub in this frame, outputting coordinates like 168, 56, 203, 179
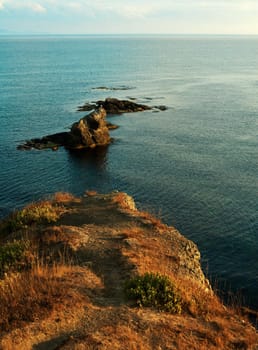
125, 272, 182, 314
3, 202, 59, 233
0, 240, 31, 277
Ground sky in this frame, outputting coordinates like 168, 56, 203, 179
0, 0, 258, 35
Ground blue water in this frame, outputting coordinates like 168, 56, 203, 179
0, 35, 258, 308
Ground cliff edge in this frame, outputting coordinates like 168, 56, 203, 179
0, 192, 257, 349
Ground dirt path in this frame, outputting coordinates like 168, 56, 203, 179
55, 193, 138, 307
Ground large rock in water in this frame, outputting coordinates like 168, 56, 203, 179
67, 107, 111, 149
17, 107, 111, 150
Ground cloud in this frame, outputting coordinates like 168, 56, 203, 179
108, 3, 158, 18
0, 1, 46, 13
99, 1, 174, 18
34, 1, 160, 19
66, 0, 258, 19
0, 0, 6, 10
1, 0, 258, 17
1, 0, 258, 34
197, 0, 258, 10
29, 3, 46, 13
67, 2, 82, 10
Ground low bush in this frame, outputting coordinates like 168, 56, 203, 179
125, 272, 182, 314
0, 240, 32, 277
2, 201, 60, 233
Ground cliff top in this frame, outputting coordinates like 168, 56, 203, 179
0, 191, 257, 349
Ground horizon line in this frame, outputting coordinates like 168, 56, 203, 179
1, 33, 258, 37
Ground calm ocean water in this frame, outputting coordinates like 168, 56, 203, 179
0, 35, 257, 308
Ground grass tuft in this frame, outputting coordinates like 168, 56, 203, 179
1, 201, 63, 234
52, 192, 80, 203
0, 240, 33, 278
138, 211, 167, 230
0, 264, 73, 332
85, 190, 98, 197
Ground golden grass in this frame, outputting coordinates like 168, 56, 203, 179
121, 224, 244, 320
120, 222, 258, 349
85, 190, 98, 197
175, 275, 222, 318
0, 263, 75, 332
0, 200, 66, 237
137, 210, 168, 231
111, 192, 136, 211
0, 239, 37, 277
53, 192, 81, 203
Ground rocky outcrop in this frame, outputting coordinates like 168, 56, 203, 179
99, 98, 152, 114
17, 107, 111, 151
92, 85, 134, 91
67, 107, 111, 149
18, 97, 167, 151
77, 97, 152, 113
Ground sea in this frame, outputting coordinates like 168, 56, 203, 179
0, 35, 257, 309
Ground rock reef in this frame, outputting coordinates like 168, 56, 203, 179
18, 98, 162, 151
78, 97, 167, 113
92, 85, 134, 91
77, 97, 152, 113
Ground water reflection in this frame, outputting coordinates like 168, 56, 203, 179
67, 146, 108, 171
65, 145, 112, 194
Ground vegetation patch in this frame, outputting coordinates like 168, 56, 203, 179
1, 201, 61, 234
53, 192, 80, 203
0, 265, 74, 332
125, 272, 182, 314
0, 240, 32, 277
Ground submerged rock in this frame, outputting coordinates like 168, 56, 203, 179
154, 105, 168, 111
92, 85, 134, 91
77, 103, 96, 112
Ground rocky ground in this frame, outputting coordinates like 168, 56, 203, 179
0, 191, 257, 349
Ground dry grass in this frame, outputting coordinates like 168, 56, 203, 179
0, 239, 37, 277
85, 190, 98, 197
123, 233, 221, 319
175, 275, 222, 317
0, 263, 76, 332
121, 226, 176, 276
119, 222, 258, 349
0, 200, 66, 237
137, 210, 168, 231
111, 192, 136, 211
53, 192, 81, 203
